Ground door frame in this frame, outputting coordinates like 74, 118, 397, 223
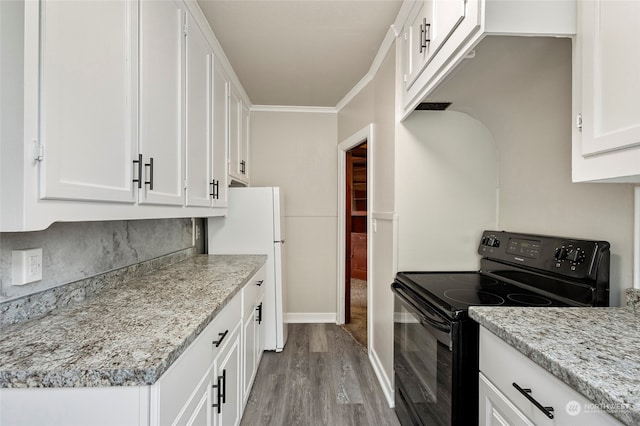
336, 124, 374, 335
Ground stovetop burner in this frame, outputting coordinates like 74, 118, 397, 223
506, 293, 553, 306
443, 289, 505, 306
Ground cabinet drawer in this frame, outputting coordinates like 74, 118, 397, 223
152, 294, 241, 426
479, 328, 622, 426
242, 265, 266, 318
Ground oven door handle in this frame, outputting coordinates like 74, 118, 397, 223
392, 283, 452, 334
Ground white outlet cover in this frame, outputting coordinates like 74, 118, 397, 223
12, 248, 43, 285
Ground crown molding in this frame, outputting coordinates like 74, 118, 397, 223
250, 105, 337, 114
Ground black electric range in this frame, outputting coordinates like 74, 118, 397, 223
391, 230, 610, 426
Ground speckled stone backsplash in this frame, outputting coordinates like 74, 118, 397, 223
0, 219, 194, 302
626, 288, 640, 312
0, 247, 195, 328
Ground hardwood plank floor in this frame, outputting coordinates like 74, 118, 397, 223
241, 323, 400, 426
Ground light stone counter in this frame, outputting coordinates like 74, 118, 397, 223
0, 254, 266, 388
469, 306, 640, 425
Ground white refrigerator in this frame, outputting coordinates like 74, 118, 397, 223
207, 187, 288, 351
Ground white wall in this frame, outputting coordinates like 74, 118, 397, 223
250, 111, 338, 321
430, 36, 634, 306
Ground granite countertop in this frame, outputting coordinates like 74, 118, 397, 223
469, 306, 640, 425
0, 254, 266, 389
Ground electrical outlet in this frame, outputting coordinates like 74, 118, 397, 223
12, 248, 43, 285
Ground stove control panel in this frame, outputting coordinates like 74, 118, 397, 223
478, 230, 609, 281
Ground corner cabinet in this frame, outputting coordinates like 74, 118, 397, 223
0, 0, 239, 231
399, 0, 576, 119
571, 0, 640, 183
478, 327, 622, 426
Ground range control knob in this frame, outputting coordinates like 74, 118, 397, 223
566, 248, 586, 264
554, 247, 568, 261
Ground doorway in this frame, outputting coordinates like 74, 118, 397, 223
342, 142, 368, 347
337, 124, 373, 351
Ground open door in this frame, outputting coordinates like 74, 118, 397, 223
344, 142, 367, 336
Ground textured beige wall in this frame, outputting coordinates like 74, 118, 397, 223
250, 111, 338, 317
430, 36, 634, 306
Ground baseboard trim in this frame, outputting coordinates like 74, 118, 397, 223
369, 347, 395, 408
285, 312, 337, 323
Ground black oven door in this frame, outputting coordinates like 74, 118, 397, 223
392, 283, 453, 426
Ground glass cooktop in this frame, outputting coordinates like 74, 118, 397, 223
395, 271, 570, 320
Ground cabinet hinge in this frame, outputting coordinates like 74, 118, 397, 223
576, 113, 583, 130
33, 140, 44, 162
183, 180, 188, 190
183, 24, 188, 37
404, 74, 408, 83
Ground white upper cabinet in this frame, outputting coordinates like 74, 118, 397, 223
139, 0, 184, 206
185, 15, 214, 207
572, 0, 640, 182
1, 0, 246, 231
405, 1, 434, 88
38, 0, 138, 203
228, 86, 249, 184
228, 87, 241, 182
400, 0, 576, 119
241, 101, 250, 182
212, 57, 229, 207
405, 0, 465, 89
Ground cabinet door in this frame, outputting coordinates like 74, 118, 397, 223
228, 87, 243, 181
213, 329, 241, 426
185, 392, 210, 426
242, 308, 256, 404
479, 373, 534, 426
212, 57, 229, 207
240, 101, 250, 182
255, 294, 265, 367
139, 0, 184, 206
38, 0, 137, 203
580, 0, 640, 156
405, 0, 434, 89
185, 16, 213, 207
432, 0, 465, 53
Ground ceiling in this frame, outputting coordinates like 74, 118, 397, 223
197, 0, 403, 108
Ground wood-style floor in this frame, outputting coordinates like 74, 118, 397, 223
241, 323, 400, 426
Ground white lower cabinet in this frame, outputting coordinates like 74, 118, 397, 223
479, 327, 622, 426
